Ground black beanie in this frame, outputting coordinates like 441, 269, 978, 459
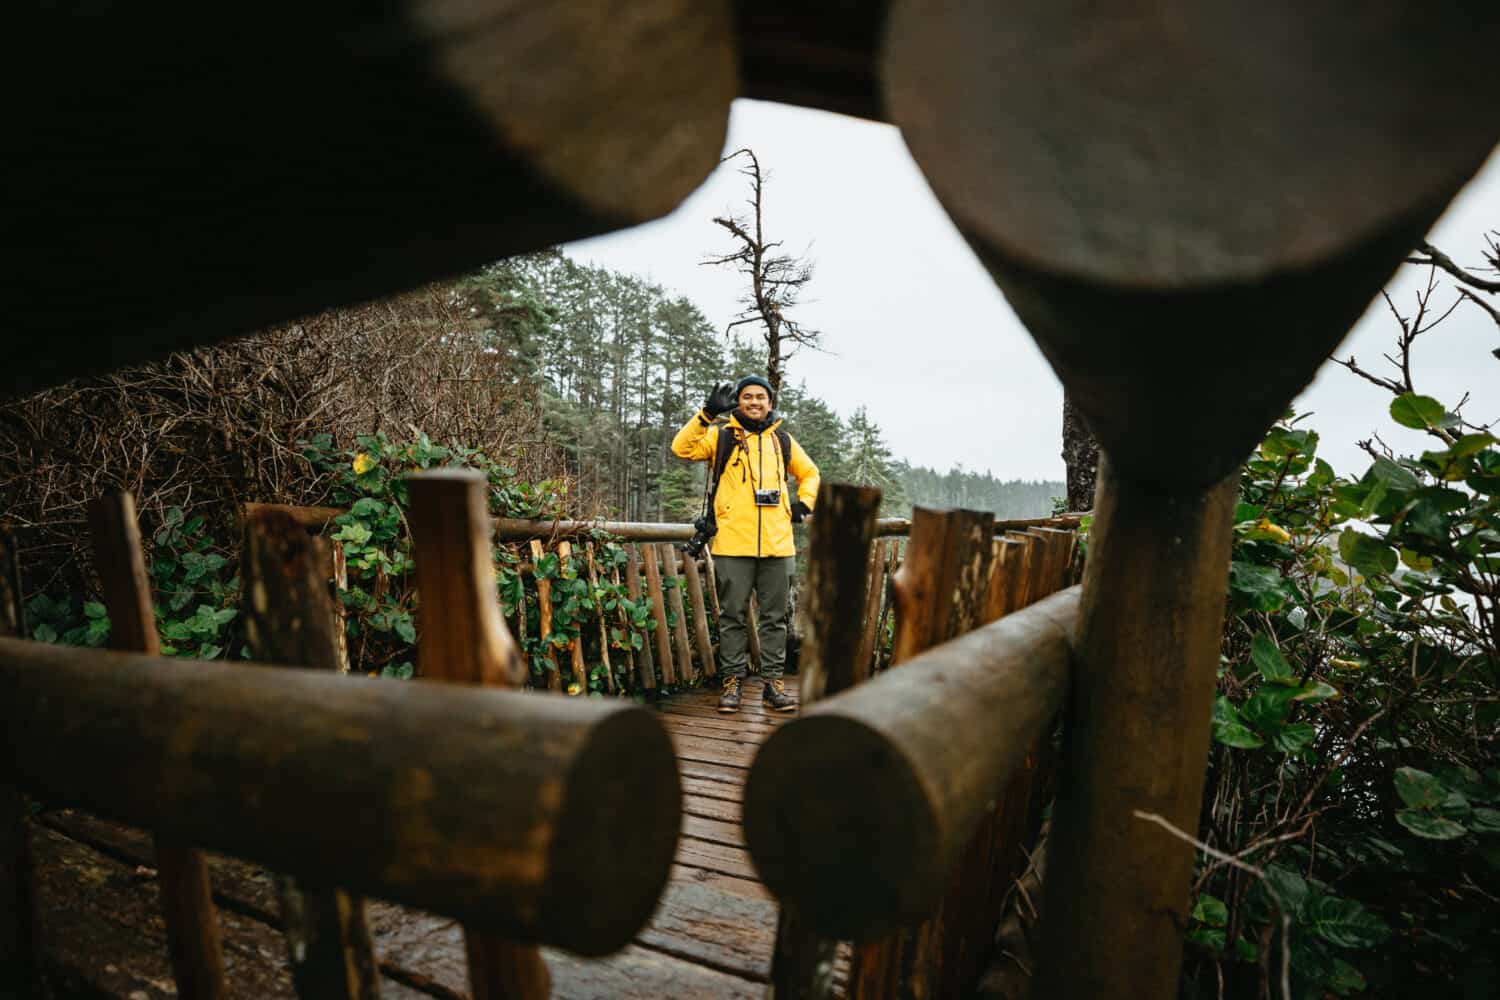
735, 375, 774, 401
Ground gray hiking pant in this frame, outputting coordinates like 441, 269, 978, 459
714, 555, 793, 682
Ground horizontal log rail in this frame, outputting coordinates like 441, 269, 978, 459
242, 502, 1087, 543
0, 637, 680, 958
743, 586, 1079, 941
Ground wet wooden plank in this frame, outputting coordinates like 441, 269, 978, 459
682, 795, 742, 825
682, 815, 745, 849
681, 776, 745, 804
669, 734, 760, 769
675, 837, 760, 882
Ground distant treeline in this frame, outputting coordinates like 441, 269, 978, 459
468, 249, 1054, 520
897, 465, 1062, 520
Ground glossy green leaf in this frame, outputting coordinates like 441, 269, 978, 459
1394, 767, 1447, 810
1395, 809, 1466, 840
1304, 893, 1390, 949
1389, 393, 1455, 431
1251, 632, 1297, 684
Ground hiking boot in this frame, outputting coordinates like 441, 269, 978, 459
763, 678, 798, 712
718, 676, 742, 713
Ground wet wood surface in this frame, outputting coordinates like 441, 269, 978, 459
24, 681, 813, 999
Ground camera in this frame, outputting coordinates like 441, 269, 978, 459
683, 515, 715, 559
753, 488, 782, 507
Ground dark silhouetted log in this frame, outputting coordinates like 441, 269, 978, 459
768, 483, 882, 1000
625, 547, 657, 690
679, 552, 717, 679
731, 1, 889, 121
6, 1, 736, 397
90, 490, 229, 1000
658, 543, 696, 684
1033, 460, 1238, 997
641, 545, 676, 686
0, 526, 39, 995
0, 638, 681, 958
744, 588, 1079, 941
407, 470, 551, 997
240, 505, 380, 1000
495, 519, 696, 542
883, 1, 1500, 488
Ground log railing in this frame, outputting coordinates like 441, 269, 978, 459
746, 486, 1081, 999
241, 503, 1084, 695
1, 473, 682, 999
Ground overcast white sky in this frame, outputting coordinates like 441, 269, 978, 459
566, 99, 1500, 482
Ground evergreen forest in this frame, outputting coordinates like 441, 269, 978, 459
462, 249, 1061, 521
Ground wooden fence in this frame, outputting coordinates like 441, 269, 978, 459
3, 487, 1083, 998
750, 486, 1079, 999
2, 473, 683, 1000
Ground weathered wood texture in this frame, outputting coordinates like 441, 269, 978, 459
6, 1, 737, 397
745, 582, 1079, 941
872, 514, 1084, 538
658, 543, 696, 683
882, 1, 1500, 489
847, 508, 994, 999
240, 505, 380, 1000
408, 471, 553, 997
530, 539, 561, 691
0, 638, 680, 958
767, 483, 882, 1000
91, 491, 230, 1000
641, 544, 676, 685
679, 551, 717, 678
1033, 460, 1238, 997
0, 525, 40, 995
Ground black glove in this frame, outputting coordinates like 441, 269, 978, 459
791, 500, 812, 523
703, 382, 736, 417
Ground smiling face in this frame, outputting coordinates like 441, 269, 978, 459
738, 384, 771, 420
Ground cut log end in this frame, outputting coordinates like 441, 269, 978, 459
743, 714, 939, 941
542, 703, 683, 956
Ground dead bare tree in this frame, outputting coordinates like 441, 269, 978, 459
702, 148, 819, 394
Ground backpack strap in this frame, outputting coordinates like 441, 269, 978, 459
708, 424, 794, 496
709, 424, 739, 498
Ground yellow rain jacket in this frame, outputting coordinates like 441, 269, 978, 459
671, 410, 820, 558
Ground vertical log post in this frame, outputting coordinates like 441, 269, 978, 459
556, 542, 587, 691
0, 525, 40, 996
584, 545, 615, 694
407, 470, 551, 1000
239, 506, 380, 1000
90, 492, 229, 1000
765, 483, 883, 1000
530, 539, 561, 692
624, 547, 656, 690
1034, 459, 1237, 997
849, 507, 995, 1000
658, 543, 695, 683
641, 544, 676, 686
852, 538, 882, 681
702, 549, 723, 632
679, 551, 716, 678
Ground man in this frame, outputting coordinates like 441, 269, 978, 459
671, 375, 819, 712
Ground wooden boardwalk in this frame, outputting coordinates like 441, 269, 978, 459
29, 679, 801, 999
